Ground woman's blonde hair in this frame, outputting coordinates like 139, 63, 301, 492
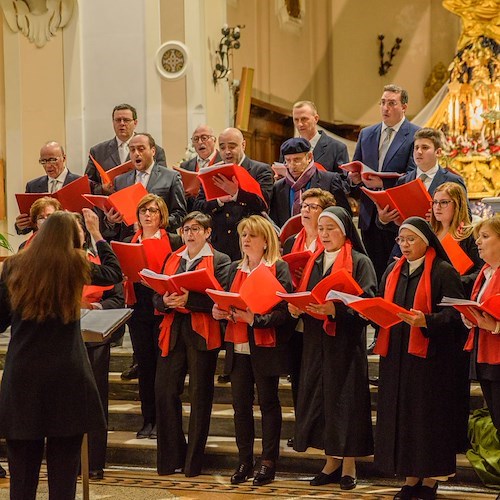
136, 194, 169, 229
237, 215, 281, 265
430, 182, 473, 241
4, 212, 90, 324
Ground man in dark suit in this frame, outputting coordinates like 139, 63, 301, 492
85, 104, 167, 188
270, 137, 351, 228
15, 141, 81, 234
193, 127, 273, 261
104, 133, 186, 239
292, 100, 349, 174
180, 125, 222, 211
350, 84, 420, 282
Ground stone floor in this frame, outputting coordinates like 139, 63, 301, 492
0, 467, 498, 500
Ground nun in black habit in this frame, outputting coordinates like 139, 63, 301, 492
373, 217, 466, 500
290, 206, 376, 491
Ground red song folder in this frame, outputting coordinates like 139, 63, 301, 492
89, 154, 134, 185
440, 233, 474, 275
172, 165, 201, 197
282, 250, 312, 288
139, 267, 222, 295
340, 161, 403, 180
277, 269, 364, 319
361, 178, 432, 220
279, 214, 303, 245
207, 263, 286, 315
197, 163, 266, 204
438, 295, 500, 323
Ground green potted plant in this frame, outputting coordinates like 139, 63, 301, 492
0, 232, 12, 253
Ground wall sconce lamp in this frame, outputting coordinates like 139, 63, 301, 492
378, 34, 403, 76
212, 24, 245, 86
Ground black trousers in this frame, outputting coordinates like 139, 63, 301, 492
129, 310, 162, 424
7, 434, 83, 500
361, 221, 395, 283
86, 343, 110, 471
155, 332, 218, 476
481, 379, 500, 433
230, 353, 281, 464
289, 330, 303, 412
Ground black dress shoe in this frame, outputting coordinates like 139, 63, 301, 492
136, 422, 153, 439
253, 464, 275, 486
89, 469, 104, 480
0, 464, 6, 478
416, 483, 438, 500
287, 437, 294, 447
149, 424, 157, 439
218, 374, 230, 383
394, 482, 421, 500
310, 467, 342, 486
340, 475, 357, 490
230, 463, 253, 484
121, 363, 139, 380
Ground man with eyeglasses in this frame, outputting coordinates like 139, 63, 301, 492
270, 137, 351, 228
84, 104, 167, 188
15, 141, 81, 235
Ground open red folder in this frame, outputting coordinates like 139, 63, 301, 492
279, 214, 303, 245
282, 250, 312, 288
438, 295, 500, 324
207, 263, 286, 315
440, 233, 474, 275
197, 163, 266, 204
361, 178, 432, 220
111, 238, 171, 281
16, 176, 93, 214
340, 161, 403, 180
89, 154, 134, 185
277, 269, 364, 319
139, 268, 222, 295
326, 290, 413, 329
173, 165, 201, 197
84, 183, 148, 225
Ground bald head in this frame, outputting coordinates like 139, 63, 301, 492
219, 128, 246, 164
39, 141, 66, 179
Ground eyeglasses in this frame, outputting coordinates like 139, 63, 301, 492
182, 225, 203, 234
300, 202, 322, 211
36, 215, 51, 225
191, 135, 213, 143
379, 99, 400, 108
284, 155, 308, 166
39, 157, 61, 165
113, 118, 134, 124
395, 236, 420, 245
138, 207, 160, 215
432, 200, 454, 208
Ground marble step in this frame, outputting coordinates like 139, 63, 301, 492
104, 431, 481, 484
108, 372, 486, 411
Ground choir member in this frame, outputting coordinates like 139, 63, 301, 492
290, 206, 376, 491
374, 217, 465, 500
0, 211, 122, 499
124, 194, 182, 439
464, 216, 500, 435
152, 211, 230, 477
212, 215, 293, 486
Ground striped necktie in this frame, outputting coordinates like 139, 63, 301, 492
378, 127, 394, 169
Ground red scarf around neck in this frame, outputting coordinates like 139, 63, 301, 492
374, 247, 436, 358
124, 228, 172, 306
298, 240, 354, 336
157, 245, 223, 357
290, 227, 323, 254
464, 264, 500, 364
224, 265, 277, 347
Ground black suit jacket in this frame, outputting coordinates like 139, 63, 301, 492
270, 169, 351, 228
103, 163, 187, 241
312, 131, 349, 174
85, 137, 167, 184
353, 119, 420, 231
193, 157, 273, 261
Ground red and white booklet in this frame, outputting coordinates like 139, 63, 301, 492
340, 161, 403, 180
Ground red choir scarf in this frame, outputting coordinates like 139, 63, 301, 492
374, 247, 436, 358
297, 239, 354, 336
464, 264, 500, 364
124, 228, 172, 306
290, 227, 323, 254
157, 245, 223, 357
224, 264, 277, 347
82, 253, 112, 305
